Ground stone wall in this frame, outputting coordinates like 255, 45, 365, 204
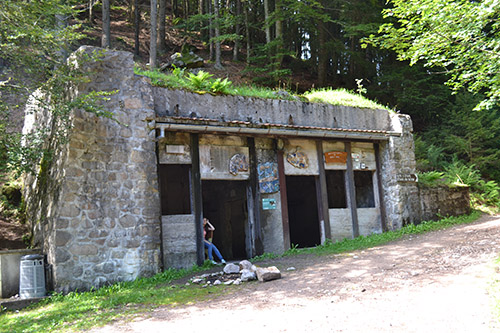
23, 47, 161, 292
379, 114, 420, 230
418, 185, 470, 222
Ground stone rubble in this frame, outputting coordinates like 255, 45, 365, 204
188, 260, 281, 287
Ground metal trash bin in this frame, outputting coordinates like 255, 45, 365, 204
19, 254, 45, 299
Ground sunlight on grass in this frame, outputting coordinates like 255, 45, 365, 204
303, 88, 391, 110
134, 67, 392, 110
1, 211, 482, 333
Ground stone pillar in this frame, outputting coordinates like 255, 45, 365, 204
380, 114, 420, 230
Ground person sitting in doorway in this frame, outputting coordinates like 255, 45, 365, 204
203, 218, 226, 265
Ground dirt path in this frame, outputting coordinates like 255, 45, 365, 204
93, 214, 500, 332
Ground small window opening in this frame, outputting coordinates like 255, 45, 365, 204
326, 170, 347, 208
354, 171, 375, 208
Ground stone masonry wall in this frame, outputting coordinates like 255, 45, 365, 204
380, 114, 420, 229
418, 185, 470, 222
24, 47, 162, 292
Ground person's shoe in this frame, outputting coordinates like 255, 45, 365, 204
211, 260, 217, 265
221, 259, 226, 264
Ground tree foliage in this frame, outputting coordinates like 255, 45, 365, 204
373, 0, 500, 110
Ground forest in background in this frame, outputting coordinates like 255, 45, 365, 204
1, 0, 500, 222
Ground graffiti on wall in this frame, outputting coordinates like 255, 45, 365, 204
258, 162, 279, 193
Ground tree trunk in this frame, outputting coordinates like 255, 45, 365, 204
89, 0, 96, 23
150, 0, 158, 69
102, 0, 111, 48
134, 0, 140, 56
56, 12, 68, 61
172, 0, 177, 17
199, 0, 208, 42
263, 0, 271, 44
233, 0, 241, 61
208, 0, 214, 61
213, 0, 223, 69
275, 0, 282, 41
158, 0, 167, 53
244, 0, 251, 64
317, 19, 327, 87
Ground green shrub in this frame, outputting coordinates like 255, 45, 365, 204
417, 171, 447, 187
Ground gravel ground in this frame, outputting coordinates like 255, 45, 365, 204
91, 214, 500, 333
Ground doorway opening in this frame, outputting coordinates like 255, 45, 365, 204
285, 175, 320, 248
202, 180, 248, 260
158, 164, 191, 215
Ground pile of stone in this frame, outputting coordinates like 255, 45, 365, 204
188, 260, 281, 287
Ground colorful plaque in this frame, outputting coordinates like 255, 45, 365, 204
262, 198, 277, 210
286, 151, 309, 169
324, 151, 347, 164
229, 153, 249, 176
258, 162, 279, 193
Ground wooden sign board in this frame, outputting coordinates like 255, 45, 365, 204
324, 151, 347, 164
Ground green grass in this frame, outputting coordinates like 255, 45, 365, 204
303, 88, 390, 110
0, 211, 483, 332
134, 67, 391, 109
256, 210, 481, 259
0, 263, 226, 333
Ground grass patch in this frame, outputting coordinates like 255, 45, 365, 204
0, 263, 227, 333
134, 67, 391, 109
1, 211, 482, 332
303, 88, 391, 110
255, 210, 482, 259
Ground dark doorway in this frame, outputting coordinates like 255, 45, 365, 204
158, 164, 191, 215
202, 180, 248, 260
286, 176, 321, 248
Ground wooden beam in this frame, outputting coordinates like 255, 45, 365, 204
374, 143, 388, 232
345, 142, 359, 238
190, 133, 205, 265
277, 148, 291, 250
247, 137, 263, 256
316, 141, 331, 242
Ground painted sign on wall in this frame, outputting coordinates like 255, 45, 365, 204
258, 162, 279, 193
262, 198, 277, 210
324, 151, 347, 164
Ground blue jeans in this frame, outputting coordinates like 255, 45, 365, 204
204, 240, 224, 261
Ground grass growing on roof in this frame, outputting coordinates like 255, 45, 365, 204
134, 67, 391, 110
303, 88, 391, 110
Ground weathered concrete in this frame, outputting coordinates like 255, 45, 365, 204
153, 88, 393, 132
162, 215, 197, 269
0, 249, 41, 298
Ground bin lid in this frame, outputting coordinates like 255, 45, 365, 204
21, 254, 44, 261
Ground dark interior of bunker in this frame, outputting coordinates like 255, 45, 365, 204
202, 180, 248, 260
286, 175, 321, 248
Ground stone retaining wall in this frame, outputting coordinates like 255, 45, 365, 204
418, 185, 470, 222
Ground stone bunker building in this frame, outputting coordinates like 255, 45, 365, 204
23, 47, 430, 293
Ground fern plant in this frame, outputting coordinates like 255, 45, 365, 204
187, 71, 213, 90
210, 78, 232, 94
